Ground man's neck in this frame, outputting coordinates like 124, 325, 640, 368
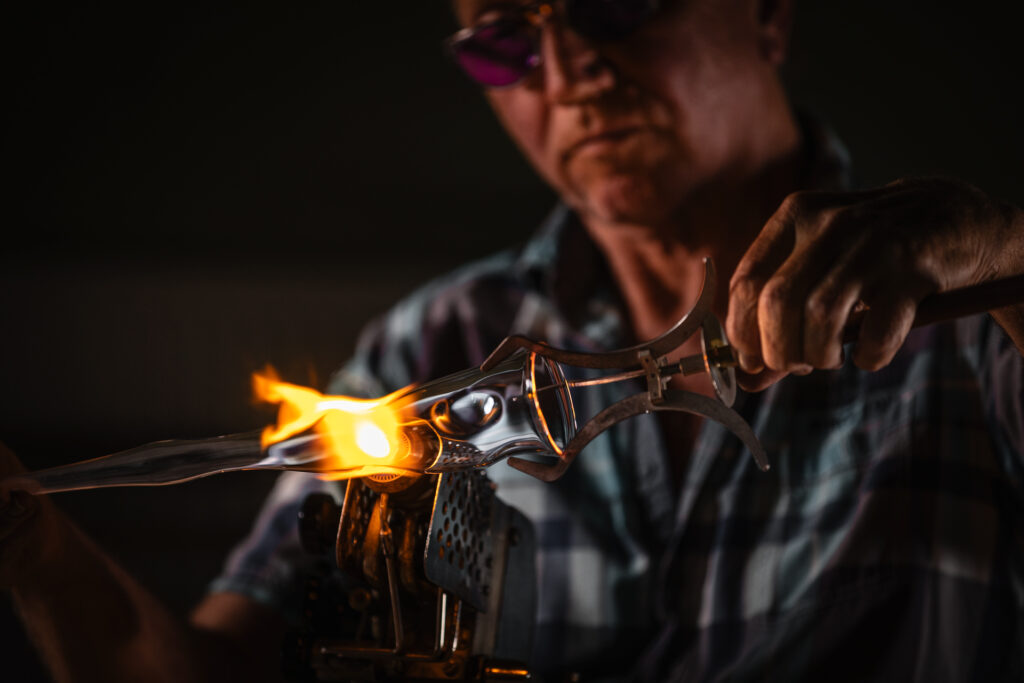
584, 143, 805, 344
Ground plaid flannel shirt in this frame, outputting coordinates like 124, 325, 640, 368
212, 128, 1024, 681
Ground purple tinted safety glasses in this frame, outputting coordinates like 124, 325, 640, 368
447, 0, 660, 88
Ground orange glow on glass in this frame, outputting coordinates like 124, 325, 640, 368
253, 368, 417, 479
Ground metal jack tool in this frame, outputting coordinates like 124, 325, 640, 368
483, 257, 769, 482
484, 261, 1024, 483
8, 262, 1022, 495
0, 259, 760, 496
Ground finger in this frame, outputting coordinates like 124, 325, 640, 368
851, 295, 919, 371
757, 265, 811, 372
731, 190, 884, 372
728, 196, 801, 371
736, 367, 789, 393
757, 234, 844, 372
803, 266, 865, 369
758, 200, 882, 371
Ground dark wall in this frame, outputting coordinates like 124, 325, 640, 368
1, 2, 1021, 680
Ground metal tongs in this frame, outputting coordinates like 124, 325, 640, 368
481, 257, 1024, 482
486, 258, 768, 481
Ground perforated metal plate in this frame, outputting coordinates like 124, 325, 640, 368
428, 438, 486, 470
336, 478, 377, 576
424, 471, 496, 612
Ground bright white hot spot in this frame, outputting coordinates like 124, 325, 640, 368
355, 420, 391, 459
318, 399, 377, 414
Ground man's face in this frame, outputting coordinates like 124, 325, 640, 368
453, 0, 787, 228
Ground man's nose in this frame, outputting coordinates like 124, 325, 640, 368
536, 23, 616, 104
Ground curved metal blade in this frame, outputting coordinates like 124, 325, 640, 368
507, 386, 768, 482
656, 389, 769, 471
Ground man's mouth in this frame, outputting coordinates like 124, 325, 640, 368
565, 126, 645, 159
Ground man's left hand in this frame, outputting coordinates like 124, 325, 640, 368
726, 177, 1024, 391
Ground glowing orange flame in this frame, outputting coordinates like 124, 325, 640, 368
253, 368, 420, 480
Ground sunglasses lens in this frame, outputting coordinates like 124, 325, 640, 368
566, 0, 657, 41
451, 21, 539, 87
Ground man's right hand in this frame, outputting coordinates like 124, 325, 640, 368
0, 441, 64, 590
726, 177, 1024, 391
0, 440, 289, 682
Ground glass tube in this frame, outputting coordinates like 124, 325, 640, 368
2, 351, 578, 495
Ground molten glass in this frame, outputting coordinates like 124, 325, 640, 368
252, 369, 426, 480
257, 350, 577, 479
1, 352, 577, 496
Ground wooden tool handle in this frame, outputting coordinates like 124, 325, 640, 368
842, 273, 1024, 343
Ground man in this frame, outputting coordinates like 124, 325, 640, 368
3, 0, 1023, 680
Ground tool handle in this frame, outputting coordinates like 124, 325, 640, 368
842, 273, 1024, 343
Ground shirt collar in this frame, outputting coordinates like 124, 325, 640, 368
514, 202, 574, 283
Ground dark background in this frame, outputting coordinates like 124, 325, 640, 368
1, 2, 1021, 679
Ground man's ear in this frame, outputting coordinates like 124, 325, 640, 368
755, 0, 795, 65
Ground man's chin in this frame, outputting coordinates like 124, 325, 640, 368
573, 176, 672, 227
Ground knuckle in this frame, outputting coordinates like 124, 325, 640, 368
729, 274, 762, 304
790, 193, 847, 241
779, 191, 810, 216
804, 283, 848, 329
818, 205, 863, 240
821, 204, 849, 227
804, 292, 833, 328
759, 277, 793, 315
775, 193, 808, 231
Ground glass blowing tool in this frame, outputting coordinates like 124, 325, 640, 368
6, 261, 1024, 493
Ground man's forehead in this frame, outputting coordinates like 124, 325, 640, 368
451, 0, 723, 28
452, 0, 522, 26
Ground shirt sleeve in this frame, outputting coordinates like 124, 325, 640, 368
958, 313, 1024, 479
206, 471, 342, 621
